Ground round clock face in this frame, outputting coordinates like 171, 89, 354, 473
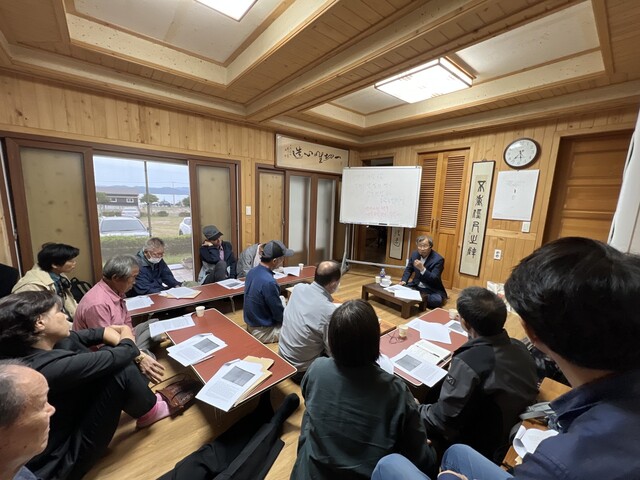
504, 138, 539, 168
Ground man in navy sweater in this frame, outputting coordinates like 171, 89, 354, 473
243, 240, 293, 343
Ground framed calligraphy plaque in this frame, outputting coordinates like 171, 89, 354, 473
276, 134, 349, 174
389, 227, 404, 259
459, 161, 495, 277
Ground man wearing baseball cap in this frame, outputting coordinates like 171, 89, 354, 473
243, 240, 294, 343
198, 225, 237, 284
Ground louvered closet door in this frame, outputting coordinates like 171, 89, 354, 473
417, 150, 468, 289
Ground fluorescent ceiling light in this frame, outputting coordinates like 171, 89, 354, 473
195, 0, 257, 21
375, 58, 473, 103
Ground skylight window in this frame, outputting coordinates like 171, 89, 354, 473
195, 0, 257, 21
375, 58, 473, 103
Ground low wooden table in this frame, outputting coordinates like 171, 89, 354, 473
166, 308, 296, 408
361, 282, 423, 319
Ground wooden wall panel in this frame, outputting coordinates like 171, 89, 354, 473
359, 107, 638, 291
0, 71, 275, 266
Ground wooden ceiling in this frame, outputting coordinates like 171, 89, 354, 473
0, 0, 638, 147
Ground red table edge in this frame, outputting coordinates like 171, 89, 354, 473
166, 310, 297, 409
381, 308, 467, 387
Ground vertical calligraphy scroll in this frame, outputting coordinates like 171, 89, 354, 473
389, 227, 404, 259
459, 161, 495, 276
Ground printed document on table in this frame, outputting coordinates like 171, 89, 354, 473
391, 347, 447, 387
405, 319, 452, 344
124, 296, 153, 311
445, 320, 468, 337
273, 272, 287, 280
167, 333, 227, 366
148, 314, 195, 337
217, 278, 245, 290
282, 266, 301, 276
196, 360, 264, 412
513, 425, 559, 458
162, 286, 201, 299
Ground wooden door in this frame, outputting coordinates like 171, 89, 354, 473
257, 169, 285, 245
416, 150, 468, 288
543, 132, 631, 243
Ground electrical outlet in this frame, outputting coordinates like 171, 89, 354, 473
522, 221, 530, 233
245, 206, 252, 216
494, 249, 502, 260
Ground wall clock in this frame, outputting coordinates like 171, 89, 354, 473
504, 138, 539, 168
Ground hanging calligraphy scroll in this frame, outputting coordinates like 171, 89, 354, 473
276, 134, 349, 174
389, 227, 404, 259
459, 161, 495, 277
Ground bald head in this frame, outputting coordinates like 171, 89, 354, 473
0, 361, 55, 474
315, 261, 341, 290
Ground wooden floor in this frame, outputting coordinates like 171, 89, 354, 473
86, 265, 526, 480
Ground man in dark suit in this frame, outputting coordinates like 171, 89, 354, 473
198, 225, 237, 284
400, 235, 447, 308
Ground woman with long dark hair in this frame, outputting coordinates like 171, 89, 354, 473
0, 291, 174, 480
292, 299, 436, 479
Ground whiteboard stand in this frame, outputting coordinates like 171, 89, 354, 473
340, 223, 413, 274
338, 166, 421, 274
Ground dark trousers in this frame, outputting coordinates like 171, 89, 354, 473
203, 261, 228, 284
159, 393, 296, 480
29, 362, 156, 480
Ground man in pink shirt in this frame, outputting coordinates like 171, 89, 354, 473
73, 255, 164, 383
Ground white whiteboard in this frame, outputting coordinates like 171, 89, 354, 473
339, 167, 422, 227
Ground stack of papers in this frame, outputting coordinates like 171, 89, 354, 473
384, 284, 422, 301
513, 425, 559, 458
124, 296, 154, 311
273, 266, 301, 279
390, 340, 450, 386
161, 286, 201, 299
167, 333, 227, 366
217, 278, 245, 289
196, 357, 273, 412
406, 319, 452, 344
148, 314, 195, 337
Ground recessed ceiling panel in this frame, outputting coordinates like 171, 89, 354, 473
73, 0, 284, 62
331, 86, 405, 115
457, 1, 599, 81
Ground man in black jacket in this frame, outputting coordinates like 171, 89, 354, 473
418, 287, 538, 461
400, 235, 447, 308
199, 225, 237, 284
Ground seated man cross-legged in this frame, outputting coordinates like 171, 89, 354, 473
418, 287, 538, 461
278, 260, 341, 383
198, 225, 237, 284
400, 235, 447, 308
131, 237, 182, 296
73, 255, 165, 383
243, 240, 293, 343
373, 237, 640, 480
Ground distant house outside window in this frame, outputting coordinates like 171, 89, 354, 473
126, 198, 135, 203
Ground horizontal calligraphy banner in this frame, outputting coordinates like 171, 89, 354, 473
276, 134, 349, 174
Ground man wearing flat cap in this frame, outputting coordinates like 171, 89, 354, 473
243, 240, 294, 343
198, 225, 237, 284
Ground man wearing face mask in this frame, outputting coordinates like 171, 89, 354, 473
279, 261, 341, 383
131, 237, 182, 296
243, 240, 294, 343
